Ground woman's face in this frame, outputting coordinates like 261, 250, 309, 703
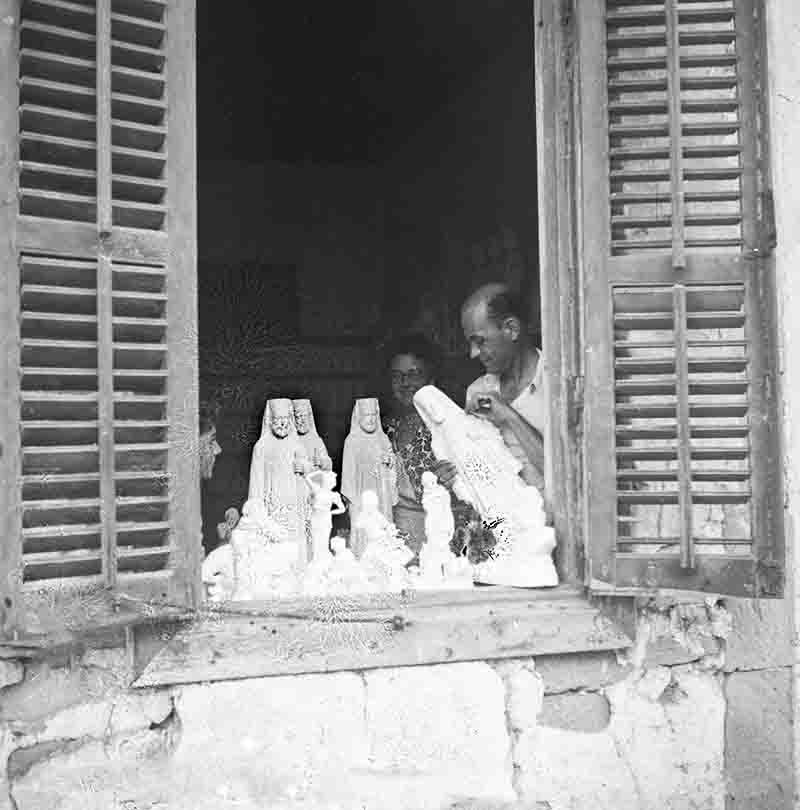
390, 353, 431, 409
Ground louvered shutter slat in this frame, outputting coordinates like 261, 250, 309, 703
0, 0, 198, 621
581, 0, 781, 596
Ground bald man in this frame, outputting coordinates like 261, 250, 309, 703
435, 283, 546, 492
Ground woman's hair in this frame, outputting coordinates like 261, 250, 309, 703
381, 331, 441, 381
199, 398, 220, 435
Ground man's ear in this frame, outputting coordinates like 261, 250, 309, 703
502, 316, 522, 341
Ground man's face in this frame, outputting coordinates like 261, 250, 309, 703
199, 427, 222, 480
271, 415, 291, 438
461, 301, 517, 375
294, 406, 309, 434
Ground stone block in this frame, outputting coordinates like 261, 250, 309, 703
517, 725, 639, 810
0, 661, 124, 723
533, 652, 629, 694
493, 659, 543, 731
607, 668, 725, 810
538, 692, 610, 733
725, 668, 792, 810
108, 691, 173, 736
174, 670, 368, 802
0, 660, 23, 690
723, 599, 793, 672
363, 662, 515, 808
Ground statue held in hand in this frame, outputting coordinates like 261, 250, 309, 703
341, 398, 398, 557
413, 385, 557, 588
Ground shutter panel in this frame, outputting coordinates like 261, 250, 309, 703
0, 0, 199, 627
580, 0, 782, 596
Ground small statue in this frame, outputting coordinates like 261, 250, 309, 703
230, 498, 297, 599
341, 398, 398, 557
305, 469, 346, 564
201, 543, 234, 603
413, 385, 558, 588
356, 490, 412, 591
293, 399, 332, 472
216, 507, 241, 546
247, 398, 313, 561
416, 470, 470, 588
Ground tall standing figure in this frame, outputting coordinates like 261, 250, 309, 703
293, 399, 332, 472
248, 397, 312, 562
341, 398, 398, 557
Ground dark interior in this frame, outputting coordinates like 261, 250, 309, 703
197, 0, 540, 549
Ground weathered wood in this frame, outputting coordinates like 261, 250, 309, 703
162, 0, 200, 608
577, 0, 617, 589
0, 0, 22, 635
665, 0, 686, 269
133, 587, 632, 687
96, 0, 112, 234
534, 0, 581, 584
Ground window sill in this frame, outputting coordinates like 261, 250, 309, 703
131, 585, 632, 688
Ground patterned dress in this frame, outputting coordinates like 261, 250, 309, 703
383, 411, 492, 563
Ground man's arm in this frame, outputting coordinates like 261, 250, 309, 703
468, 391, 545, 491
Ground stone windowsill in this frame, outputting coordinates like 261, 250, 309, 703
131, 585, 632, 688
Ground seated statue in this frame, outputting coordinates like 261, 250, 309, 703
229, 498, 297, 599
413, 385, 558, 588
341, 398, 398, 558
355, 490, 412, 592
293, 399, 332, 472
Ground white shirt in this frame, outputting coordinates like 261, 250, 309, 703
465, 350, 545, 478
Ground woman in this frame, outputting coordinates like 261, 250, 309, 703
380, 333, 476, 563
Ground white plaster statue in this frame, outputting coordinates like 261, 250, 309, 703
226, 497, 300, 599
413, 385, 558, 587
356, 490, 412, 591
341, 398, 398, 557
415, 470, 473, 589
247, 398, 313, 562
201, 543, 234, 603
293, 399, 332, 472
305, 469, 346, 564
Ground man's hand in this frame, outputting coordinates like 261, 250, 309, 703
465, 390, 514, 429
433, 459, 458, 490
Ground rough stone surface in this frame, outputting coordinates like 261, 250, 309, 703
533, 652, 629, 694
493, 659, 543, 731
174, 671, 367, 804
108, 691, 174, 736
538, 692, 610, 733
363, 662, 516, 808
608, 668, 725, 810
0, 660, 23, 690
0, 662, 122, 723
725, 668, 793, 810
723, 599, 793, 672
518, 667, 725, 810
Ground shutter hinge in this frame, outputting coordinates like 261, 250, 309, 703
756, 558, 784, 598
567, 373, 584, 429
759, 188, 777, 256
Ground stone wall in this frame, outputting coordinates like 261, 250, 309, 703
0, 597, 791, 810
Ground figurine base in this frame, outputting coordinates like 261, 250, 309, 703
472, 555, 558, 588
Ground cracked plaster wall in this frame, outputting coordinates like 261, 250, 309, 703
0, 597, 786, 810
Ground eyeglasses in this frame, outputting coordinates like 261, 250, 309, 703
391, 370, 427, 385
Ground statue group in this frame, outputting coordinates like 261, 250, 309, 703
202, 387, 557, 602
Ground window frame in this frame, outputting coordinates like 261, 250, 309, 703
7, 0, 780, 675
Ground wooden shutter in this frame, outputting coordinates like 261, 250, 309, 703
0, 0, 199, 628
579, 0, 782, 596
